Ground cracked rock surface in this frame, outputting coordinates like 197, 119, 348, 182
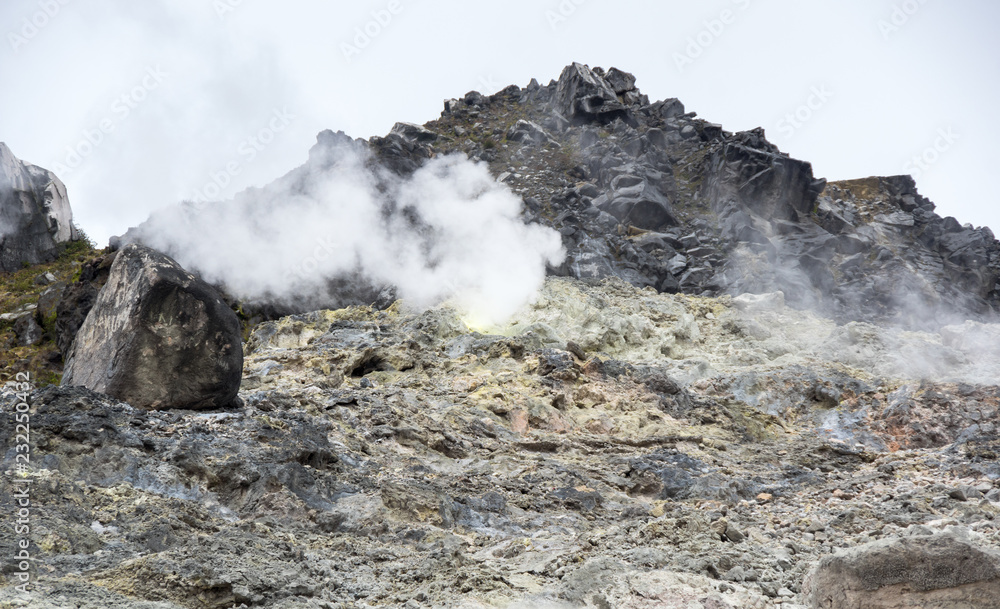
5, 279, 1000, 607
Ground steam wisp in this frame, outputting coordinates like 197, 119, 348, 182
126, 145, 564, 325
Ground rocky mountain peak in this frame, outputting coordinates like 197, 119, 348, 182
114, 62, 1000, 333
417, 62, 999, 330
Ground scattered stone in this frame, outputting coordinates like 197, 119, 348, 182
13, 313, 43, 346
950, 485, 984, 502
506, 119, 557, 146
8, 62, 1000, 609
34, 271, 57, 285
390, 121, 439, 143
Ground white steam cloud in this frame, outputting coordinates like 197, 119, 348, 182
127, 148, 565, 325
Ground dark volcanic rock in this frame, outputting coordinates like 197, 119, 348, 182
62, 244, 242, 410
116, 62, 1000, 331
704, 129, 825, 223
52, 252, 118, 359
0, 142, 78, 271
54, 282, 100, 359
554, 62, 634, 125
12, 313, 42, 346
597, 177, 678, 230
506, 119, 557, 146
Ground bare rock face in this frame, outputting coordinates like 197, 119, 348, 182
62, 244, 242, 410
803, 532, 1000, 608
0, 142, 78, 271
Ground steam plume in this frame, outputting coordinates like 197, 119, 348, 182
123, 139, 565, 325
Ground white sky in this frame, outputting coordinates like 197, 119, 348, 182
1, 0, 997, 245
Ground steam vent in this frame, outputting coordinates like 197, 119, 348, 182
4, 63, 1000, 608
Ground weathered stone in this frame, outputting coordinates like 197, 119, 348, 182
390, 122, 439, 143
648, 98, 686, 121
0, 142, 79, 271
554, 62, 632, 125
803, 532, 1000, 608
949, 485, 983, 502
598, 179, 678, 230
703, 137, 823, 222
603, 67, 637, 94
34, 271, 57, 285
13, 313, 43, 346
54, 281, 100, 358
506, 119, 557, 146
62, 244, 242, 410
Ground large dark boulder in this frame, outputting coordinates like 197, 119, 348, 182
596, 177, 678, 231
554, 63, 634, 125
803, 532, 1000, 608
0, 142, 78, 271
703, 131, 826, 223
62, 244, 242, 410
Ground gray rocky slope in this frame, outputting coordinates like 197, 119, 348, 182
4, 64, 1000, 608
5, 280, 1000, 608
119, 61, 1000, 331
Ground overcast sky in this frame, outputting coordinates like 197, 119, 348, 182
2, 0, 997, 245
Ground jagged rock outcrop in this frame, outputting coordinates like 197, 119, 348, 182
803, 531, 1000, 608
114, 63, 1000, 330
0, 142, 78, 271
62, 244, 242, 410
420, 63, 1000, 329
554, 62, 637, 125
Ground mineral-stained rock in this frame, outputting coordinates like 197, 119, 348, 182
8, 275, 1000, 608
62, 244, 242, 410
802, 532, 1000, 608
0, 142, 78, 271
